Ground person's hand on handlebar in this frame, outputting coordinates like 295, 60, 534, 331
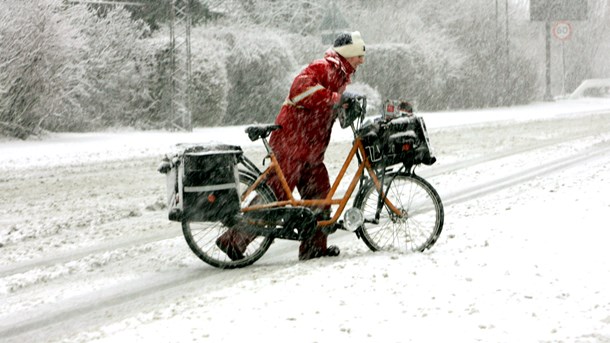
336, 91, 362, 109
341, 91, 362, 104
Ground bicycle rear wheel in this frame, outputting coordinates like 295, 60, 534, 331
354, 172, 443, 252
182, 171, 276, 269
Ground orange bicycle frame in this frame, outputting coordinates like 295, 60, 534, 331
241, 136, 403, 227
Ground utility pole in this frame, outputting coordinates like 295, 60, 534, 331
169, 0, 192, 131
504, 0, 510, 103
494, 0, 499, 106
543, 21, 553, 101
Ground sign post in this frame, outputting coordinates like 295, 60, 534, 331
553, 21, 572, 95
530, 0, 587, 101
542, 22, 552, 101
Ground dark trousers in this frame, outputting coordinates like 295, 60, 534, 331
217, 156, 332, 260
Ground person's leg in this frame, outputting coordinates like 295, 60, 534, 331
217, 156, 300, 260
296, 162, 336, 260
265, 156, 301, 202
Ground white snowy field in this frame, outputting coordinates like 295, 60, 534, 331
0, 97, 610, 343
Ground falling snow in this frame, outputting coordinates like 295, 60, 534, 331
1, 98, 609, 342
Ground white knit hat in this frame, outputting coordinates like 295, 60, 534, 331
332, 31, 366, 58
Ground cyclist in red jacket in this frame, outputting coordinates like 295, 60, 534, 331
218, 31, 366, 261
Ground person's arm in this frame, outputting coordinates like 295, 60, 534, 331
286, 63, 341, 110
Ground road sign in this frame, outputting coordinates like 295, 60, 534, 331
530, 0, 587, 21
553, 21, 572, 41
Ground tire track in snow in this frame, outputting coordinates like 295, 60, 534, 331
441, 140, 610, 205
0, 268, 223, 342
420, 131, 605, 178
0, 252, 302, 342
1, 138, 609, 341
0, 231, 178, 278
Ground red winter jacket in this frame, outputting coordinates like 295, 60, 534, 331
269, 49, 355, 162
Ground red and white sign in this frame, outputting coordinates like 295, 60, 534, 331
552, 21, 572, 41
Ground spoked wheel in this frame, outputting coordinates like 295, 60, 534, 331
354, 172, 444, 253
182, 171, 277, 269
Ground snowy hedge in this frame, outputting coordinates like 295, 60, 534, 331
357, 43, 467, 111
190, 35, 229, 127
0, 1, 60, 138
54, 5, 154, 130
0, 2, 155, 138
217, 27, 297, 125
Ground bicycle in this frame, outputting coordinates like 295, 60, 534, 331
158, 97, 444, 269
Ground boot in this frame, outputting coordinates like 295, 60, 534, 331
326, 245, 340, 257
298, 229, 340, 260
216, 229, 257, 261
216, 238, 244, 261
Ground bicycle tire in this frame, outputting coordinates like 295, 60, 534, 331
182, 170, 277, 269
354, 172, 444, 252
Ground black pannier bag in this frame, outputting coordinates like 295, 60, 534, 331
159, 144, 243, 222
358, 116, 436, 168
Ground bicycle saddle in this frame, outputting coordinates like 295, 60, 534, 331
245, 124, 282, 141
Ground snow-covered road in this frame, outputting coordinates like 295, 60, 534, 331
1, 99, 610, 342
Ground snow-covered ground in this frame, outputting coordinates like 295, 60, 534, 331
1, 98, 610, 342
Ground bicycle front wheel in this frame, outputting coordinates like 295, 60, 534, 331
354, 173, 444, 253
182, 171, 276, 269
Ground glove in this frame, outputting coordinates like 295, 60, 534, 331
340, 91, 362, 106
157, 156, 172, 174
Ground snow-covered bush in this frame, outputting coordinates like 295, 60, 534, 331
190, 33, 230, 126
144, 26, 300, 129
52, 5, 153, 130
345, 0, 539, 109
142, 32, 231, 129
279, 33, 327, 67
141, 38, 173, 127
343, 1, 467, 110
217, 27, 298, 125
357, 42, 467, 111
0, 1, 61, 138
0, 1, 156, 137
